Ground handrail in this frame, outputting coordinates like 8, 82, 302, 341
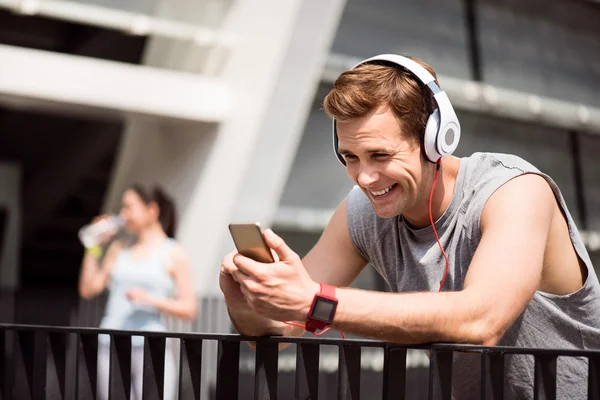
1, 323, 599, 399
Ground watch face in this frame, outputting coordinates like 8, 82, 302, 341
311, 297, 337, 323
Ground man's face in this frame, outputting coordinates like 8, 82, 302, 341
336, 106, 429, 219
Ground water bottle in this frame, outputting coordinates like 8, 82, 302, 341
78, 215, 125, 248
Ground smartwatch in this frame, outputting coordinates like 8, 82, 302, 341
305, 283, 338, 333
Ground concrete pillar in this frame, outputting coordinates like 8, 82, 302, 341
105, 0, 347, 300
104, 0, 304, 296
226, 0, 347, 234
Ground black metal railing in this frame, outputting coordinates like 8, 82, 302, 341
0, 324, 599, 400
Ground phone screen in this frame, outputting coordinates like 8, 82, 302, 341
228, 223, 275, 263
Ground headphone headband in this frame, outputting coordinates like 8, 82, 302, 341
332, 54, 460, 165
352, 54, 437, 85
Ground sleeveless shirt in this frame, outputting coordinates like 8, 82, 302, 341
99, 238, 176, 346
347, 152, 600, 399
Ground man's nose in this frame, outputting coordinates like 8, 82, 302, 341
357, 163, 379, 187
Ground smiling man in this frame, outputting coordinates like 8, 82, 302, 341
219, 54, 600, 399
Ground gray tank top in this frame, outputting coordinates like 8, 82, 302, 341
99, 238, 175, 346
347, 152, 600, 399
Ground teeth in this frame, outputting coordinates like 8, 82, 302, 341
370, 185, 394, 196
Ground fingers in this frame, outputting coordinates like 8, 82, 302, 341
92, 214, 111, 224
220, 250, 239, 275
223, 252, 262, 283
270, 248, 280, 262
263, 229, 299, 263
232, 253, 264, 279
234, 270, 267, 314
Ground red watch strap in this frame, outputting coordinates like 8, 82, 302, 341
319, 282, 336, 299
305, 283, 337, 333
305, 319, 326, 332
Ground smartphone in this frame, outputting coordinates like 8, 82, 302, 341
228, 222, 275, 263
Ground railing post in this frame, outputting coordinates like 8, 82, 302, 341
254, 341, 279, 400
480, 352, 504, 400
589, 355, 600, 400
534, 355, 557, 400
295, 343, 320, 400
47, 332, 68, 400
12, 329, 47, 400
64, 333, 79, 400
337, 344, 361, 400
428, 349, 453, 400
179, 338, 202, 400
215, 340, 240, 400
382, 347, 406, 400
142, 336, 166, 400
76, 333, 98, 400
109, 335, 132, 400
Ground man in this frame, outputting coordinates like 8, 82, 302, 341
220, 54, 600, 398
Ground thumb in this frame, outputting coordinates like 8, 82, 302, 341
263, 229, 298, 263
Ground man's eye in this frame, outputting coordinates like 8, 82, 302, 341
344, 155, 358, 162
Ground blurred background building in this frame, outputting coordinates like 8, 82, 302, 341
1, 0, 600, 397
1, 0, 600, 333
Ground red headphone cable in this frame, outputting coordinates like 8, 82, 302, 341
430, 159, 450, 292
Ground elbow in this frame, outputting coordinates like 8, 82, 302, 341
477, 331, 502, 347
467, 318, 504, 347
182, 302, 198, 321
78, 285, 94, 300
79, 281, 102, 300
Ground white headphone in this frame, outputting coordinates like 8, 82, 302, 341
332, 54, 461, 164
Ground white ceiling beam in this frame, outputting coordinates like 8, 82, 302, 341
0, 44, 232, 122
0, 0, 235, 46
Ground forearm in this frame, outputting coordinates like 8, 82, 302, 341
330, 287, 492, 345
78, 254, 109, 298
147, 296, 197, 320
226, 300, 301, 337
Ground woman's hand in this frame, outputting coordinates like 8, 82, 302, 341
89, 214, 120, 246
126, 287, 154, 306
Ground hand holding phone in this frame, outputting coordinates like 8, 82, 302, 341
228, 222, 275, 263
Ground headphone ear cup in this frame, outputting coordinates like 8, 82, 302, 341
423, 109, 441, 163
333, 121, 347, 166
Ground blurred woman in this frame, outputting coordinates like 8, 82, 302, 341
78, 183, 196, 400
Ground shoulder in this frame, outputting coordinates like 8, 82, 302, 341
483, 173, 555, 224
478, 175, 556, 256
460, 153, 546, 238
106, 239, 125, 256
464, 152, 540, 181
166, 240, 189, 265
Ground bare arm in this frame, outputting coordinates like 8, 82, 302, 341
328, 174, 553, 345
78, 242, 121, 299
142, 244, 198, 320
222, 198, 368, 337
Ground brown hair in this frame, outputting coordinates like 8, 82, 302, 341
129, 183, 177, 237
323, 56, 439, 144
